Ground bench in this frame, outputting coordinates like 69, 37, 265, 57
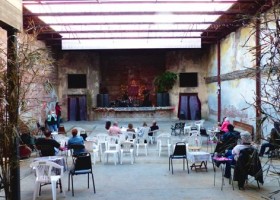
233, 120, 254, 139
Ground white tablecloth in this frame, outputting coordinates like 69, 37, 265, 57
187, 151, 211, 163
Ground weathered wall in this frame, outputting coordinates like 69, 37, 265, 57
57, 51, 100, 120
166, 49, 209, 119
0, 27, 57, 130
207, 26, 257, 127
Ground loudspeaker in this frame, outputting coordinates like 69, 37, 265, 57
156, 93, 163, 107
103, 94, 109, 107
162, 93, 170, 107
97, 94, 103, 107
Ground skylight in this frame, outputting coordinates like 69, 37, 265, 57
23, 0, 237, 49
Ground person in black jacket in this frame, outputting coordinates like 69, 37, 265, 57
233, 147, 263, 189
35, 130, 62, 156
214, 124, 240, 154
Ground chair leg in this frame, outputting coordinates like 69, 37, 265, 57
68, 173, 70, 191
51, 180, 57, 200
145, 145, 148, 156
88, 173, 90, 188
33, 182, 39, 200
71, 174, 74, 196
186, 158, 189, 174
171, 159, 174, 174
131, 151, 134, 164
91, 173, 96, 193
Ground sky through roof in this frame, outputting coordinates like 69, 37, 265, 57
23, 0, 237, 49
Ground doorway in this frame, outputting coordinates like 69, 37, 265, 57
178, 93, 201, 120
68, 95, 87, 121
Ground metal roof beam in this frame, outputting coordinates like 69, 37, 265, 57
37, 35, 218, 40
24, 21, 241, 26
22, 0, 256, 5
23, 10, 255, 16
39, 29, 222, 34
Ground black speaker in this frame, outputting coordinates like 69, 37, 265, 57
103, 94, 109, 107
156, 93, 163, 107
97, 94, 103, 107
162, 93, 170, 107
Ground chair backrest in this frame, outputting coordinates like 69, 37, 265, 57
126, 131, 135, 140
105, 136, 120, 150
68, 144, 86, 156
121, 141, 134, 153
30, 160, 63, 182
141, 127, 150, 139
188, 130, 202, 147
73, 153, 92, 172
157, 134, 171, 145
84, 140, 98, 152
173, 142, 187, 156
96, 133, 108, 143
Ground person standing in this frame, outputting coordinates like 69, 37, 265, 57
55, 102, 62, 128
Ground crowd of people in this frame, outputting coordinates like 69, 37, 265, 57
28, 119, 159, 158
20, 109, 279, 189
212, 116, 280, 186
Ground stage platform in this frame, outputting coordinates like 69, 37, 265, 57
92, 106, 175, 121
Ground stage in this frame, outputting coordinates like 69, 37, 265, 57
92, 106, 175, 121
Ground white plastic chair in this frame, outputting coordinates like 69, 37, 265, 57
149, 129, 159, 144
120, 141, 135, 164
125, 131, 135, 140
136, 127, 150, 156
96, 133, 108, 155
157, 133, 171, 157
84, 140, 100, 165
30, 160, 65, 200
103, 136, 120, 165
187, 130, 202, 152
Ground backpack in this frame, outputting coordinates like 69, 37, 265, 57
51, 116, 56, 123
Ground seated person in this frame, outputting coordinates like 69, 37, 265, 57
149, 120, 159, 137
20, 132, 36, 151
259, 123, 280, 157
46, 110, 58, 132
138, 122, 148, 137
127, 123, 135, 132
126, 123, 136, 139
35, 130, 62, 156
214, 124, 240, 154
223, 131, 253, 178
220, 117, 231, 133
108, 121, 122, 136
68, 128, 86, 156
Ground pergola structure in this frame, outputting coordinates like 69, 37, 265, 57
22, 0, 271, 49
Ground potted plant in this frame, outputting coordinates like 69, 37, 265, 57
154, 71, 177, 106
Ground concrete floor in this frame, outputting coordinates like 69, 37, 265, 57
3, 120, 280, 200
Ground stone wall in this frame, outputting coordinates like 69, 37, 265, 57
57, 51, 100, 121
206, 26, 257, 128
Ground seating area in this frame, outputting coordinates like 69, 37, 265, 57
10, 120, 280, 200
